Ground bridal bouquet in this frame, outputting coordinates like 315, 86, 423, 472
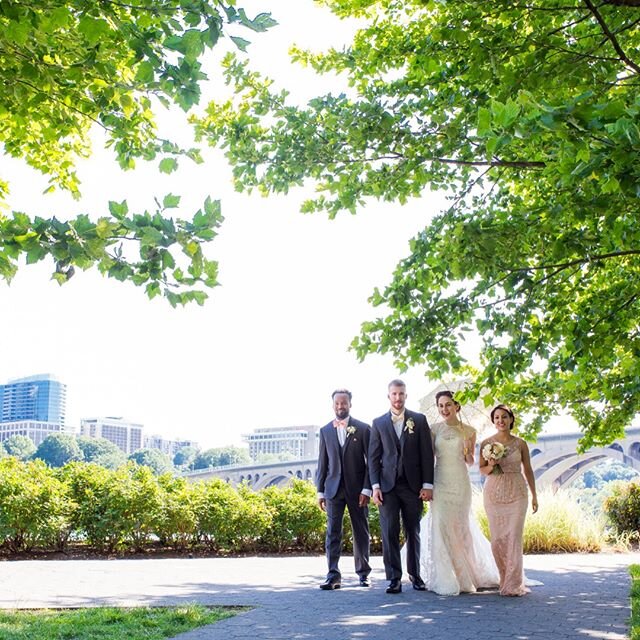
482, 442, 506, 475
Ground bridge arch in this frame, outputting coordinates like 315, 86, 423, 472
533, 446, 640, 490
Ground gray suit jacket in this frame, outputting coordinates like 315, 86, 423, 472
316, 417, 371, 501
369, 408, 434, 494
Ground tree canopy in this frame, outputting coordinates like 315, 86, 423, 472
77, 435, 126, 469
3, 434, 37, 460
193, 445, 250, 469
1, 0, 274, 305
128, 447, 174, 474
34, 433, 83, 467
173, 444, 199, 467
195, 0, 640, 448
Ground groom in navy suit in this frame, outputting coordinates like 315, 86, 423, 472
316, 389, 372, 589
369, 379, 434, 593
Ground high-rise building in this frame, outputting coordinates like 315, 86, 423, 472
79, 417, 143, 454
0, 374, 67, 425
242, 425, 319, 461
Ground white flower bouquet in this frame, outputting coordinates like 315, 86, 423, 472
482, 442, 507, 475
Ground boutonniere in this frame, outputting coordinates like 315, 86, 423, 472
404, 418, 415, 434
346, 425, 357, 436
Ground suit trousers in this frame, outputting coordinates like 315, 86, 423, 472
325, 487, 371, 579
378, 480, 424, 581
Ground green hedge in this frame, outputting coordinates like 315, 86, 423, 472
0, 457, 613, 555
0, 458, 335, 554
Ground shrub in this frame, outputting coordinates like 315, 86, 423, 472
63, 462, 162, 551
155, 475, 199, 550
604, 481, 640, 541
62, 462, 114, 550
0, 458, 73, 552
473, 488, 604, 553
235, 483, 273, 552
194, 478, 255, 551
260, 479, 325, 552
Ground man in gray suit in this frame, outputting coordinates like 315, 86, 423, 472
369, 379, 434, 593
316, 389, 372, 589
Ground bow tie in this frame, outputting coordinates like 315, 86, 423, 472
333, 419, 348, 429
391, 412, 404, 423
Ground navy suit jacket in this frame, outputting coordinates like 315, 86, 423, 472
316, 417, 371, 501
369, 408, 434, 494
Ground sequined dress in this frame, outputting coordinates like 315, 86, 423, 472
483, 437, 530, 596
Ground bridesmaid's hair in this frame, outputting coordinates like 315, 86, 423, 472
490, 404, 516, 430
435, 390, 461, 409
331, 388, 352, 401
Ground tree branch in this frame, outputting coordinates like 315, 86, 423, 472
426, 157, 546, 169
583, 0, 640, 73
511, 249, 640, 273
603, 0, 640, 6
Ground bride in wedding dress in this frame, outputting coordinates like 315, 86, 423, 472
418, 390, 500, 595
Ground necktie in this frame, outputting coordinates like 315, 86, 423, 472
391, 412, 404, 439
333, 419, 348, 429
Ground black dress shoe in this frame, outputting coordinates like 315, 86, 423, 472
411, 577, 426, 591
358, 577, 371, 587
319, 577, 341, 590
386, 578, 402, 594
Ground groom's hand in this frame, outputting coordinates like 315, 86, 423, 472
419, 488, 433, 502
318, 498, 327, 512
372, 488, 383, 506
358, 494, 370, 507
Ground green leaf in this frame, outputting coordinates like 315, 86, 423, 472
477, 107, 492, 137
135, 61, 155, 84
230, 36, 251, 53
159, 158, 178, 174
108, 201, 129, 219
162, 194, 181, 209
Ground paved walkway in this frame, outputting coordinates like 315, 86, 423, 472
0, 553, 637, 640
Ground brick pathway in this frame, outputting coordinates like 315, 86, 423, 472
0, 553, 636, 640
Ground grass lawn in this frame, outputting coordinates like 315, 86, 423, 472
0, 604, 242, 639
631, 564, 639, 640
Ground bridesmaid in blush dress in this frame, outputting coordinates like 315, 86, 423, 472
480, 404, 538, 597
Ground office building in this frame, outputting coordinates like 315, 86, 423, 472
144, 434, 198, 457
243, 425, 319, 461
0, 420, 67, 447
79, 417, 143, 454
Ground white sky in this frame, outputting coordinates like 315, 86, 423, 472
1, 0, 476, 449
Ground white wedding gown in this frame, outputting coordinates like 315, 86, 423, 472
418, 422, 500, 595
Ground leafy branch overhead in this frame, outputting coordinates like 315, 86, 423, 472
1, 195, 222, 306
195, 0, 640, 447
0, 0, 275, 303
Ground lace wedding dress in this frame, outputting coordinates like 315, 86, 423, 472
418, 421, 500, 595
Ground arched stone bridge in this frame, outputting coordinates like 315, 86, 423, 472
183, 427, 640, 490
529, 426, 640, 490
182, 458, 317, 490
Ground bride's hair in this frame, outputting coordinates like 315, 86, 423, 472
435, 390, 461, 410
